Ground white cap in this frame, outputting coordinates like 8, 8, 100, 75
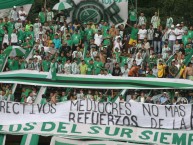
13, 6, 16, 9
176, 24, 180, 27
26, 37, 30, 39
171, 25, 175, 28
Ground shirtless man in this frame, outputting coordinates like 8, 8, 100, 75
184, 62, 193, 80
128, 65, 140, 77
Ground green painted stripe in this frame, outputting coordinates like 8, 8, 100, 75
0, 134, 5, 145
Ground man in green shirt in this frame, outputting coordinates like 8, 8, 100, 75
66, 35, 73, 48
129, 24, 138, 45
40, 94, 47, 104
42, 56, 51, 72
188, 26, 193, 39
72, 29, 81, 46
86, 24, 94, 41
60, 91, 68, 102
87, 59, 94, 75
128, 6, 137, 25
84, 53, 92, 65
12, 57, 19, 70
182, 30, 190, 47
39, 8, 46, 24
146, 70, 156, 78
94, 57, 104, 75
103, 30, 111, 46
102, 22, 110, 35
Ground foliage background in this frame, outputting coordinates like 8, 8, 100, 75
28, 0, 193, 25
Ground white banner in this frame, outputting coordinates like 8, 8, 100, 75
60, 0, 128, 25
0, 100, 192, 129
50, 137, 146, 145
0, 122, 192, 145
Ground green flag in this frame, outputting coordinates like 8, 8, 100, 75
20, 134, 39, 145
46, 62, 57, 80
0, 134, 6, 145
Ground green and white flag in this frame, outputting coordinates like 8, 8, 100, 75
50, 137, 146, 145
3, 46, 26, 57
60, 0, 128, 25
0, 134, 6, 145
20, 134, 39, 145
46, 62, 57, 80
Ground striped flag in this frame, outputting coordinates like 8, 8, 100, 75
0, 134, 6, 145
20, 134, 39, 145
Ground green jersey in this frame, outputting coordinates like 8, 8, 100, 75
42, 60, 51, 72
86, 29, 94, 40
94, 61, 103, 75
66, 39, 73, 47
17, 30, 25, 41
182, 35, 190, 47
60, 96, 68, 102
12, 60, 19, 70
86, 64, 94, 75
130, 27, 138, 40
120, 56, 128, 67
39, 12, 46, 24
40, 98, 47, 104
72, 33, 81, 45
188, 30, 193, 39
102, 25, 110, 35
103, 33, 111, 46
129, 9, 137, 21
84, 57, 92, 65
0, 29, 4, 41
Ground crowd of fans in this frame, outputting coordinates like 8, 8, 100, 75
0, 83, 191, 106
0, 6, 193, 79
0, 6, 193, 105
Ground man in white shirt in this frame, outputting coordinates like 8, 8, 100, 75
138, 24, 147, 41
9, 6, 18, 21
151, 12, 160, 29
138, 12, 147, 26
26, 92, 34, 104
94, 30, 103, 46
64, 59, 72, 74
121, 64, 129, 77
72, 46, 83, 59
15, 19, 23, 30
175, 24, 184, 43
166, 16, 173, 28
10, 29, 18, 45
147, 24, 154, 47
135, 54, 143, 65
113, 37, 123, 52
18, 6, 27, 22
168, 25, 176, 53
71, 58, 80, 74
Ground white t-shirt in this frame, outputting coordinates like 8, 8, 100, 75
26, 96, 33, 104
113, 41, 123, 52
135, 57, 143, 65
168, 29, 176, 41
64, 63, 72, 74
11, 33, 18, 43
33, 55, 42, 61
18, 10, 27, 21
175, 28, 184, 39
138, 29, 147, 39
3, 34, 9, 45
121, 67, 129, 77
94, 34, 103, 46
